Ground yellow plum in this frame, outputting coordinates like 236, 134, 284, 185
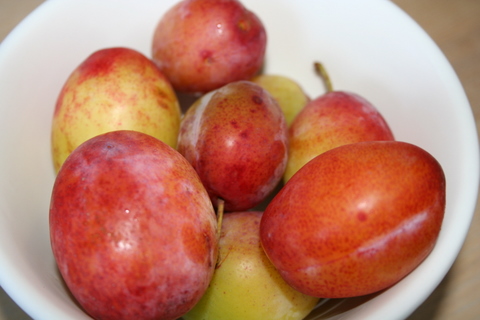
184, 211, 319, 320
251, 74, 310, 126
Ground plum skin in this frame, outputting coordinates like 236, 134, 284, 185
177, 81, 288, 211
51, 47, 181, 173
260, 141, 446, 298
152, 0, 267, 94
284, 90, 394, 182
49, 130, 218, 320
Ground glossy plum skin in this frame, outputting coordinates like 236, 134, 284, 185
49, 130, 218, 320
178, 81, 288, 211
152, 0, 266, 94
260, 141, 446, 298
284, 91, 394, 182
51, 47, 181, 173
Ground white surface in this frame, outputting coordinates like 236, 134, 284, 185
0, 0, 478, 319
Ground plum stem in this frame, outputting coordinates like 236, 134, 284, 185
314, 62, 333, 92
216, 199, 225, 240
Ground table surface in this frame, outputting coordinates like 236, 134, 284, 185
1, 0, 479, 319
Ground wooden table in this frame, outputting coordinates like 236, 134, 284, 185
0, 0, 479, 319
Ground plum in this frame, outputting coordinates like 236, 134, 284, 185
51, 47, 181, 173
261, 141, 446, 298
251, 74, 310, 127
50, 130, 217, 320
284, 62, 394, 182
177, 81, 288, 211
152, 0, 266, 94
184, 211, 319, 320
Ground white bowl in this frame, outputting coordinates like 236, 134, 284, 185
0, 0, 478, 319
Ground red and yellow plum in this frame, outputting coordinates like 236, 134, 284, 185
51, 47, 181, 173
261, 141, 446, 298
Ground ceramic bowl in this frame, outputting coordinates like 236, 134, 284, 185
0, 1, 478, 319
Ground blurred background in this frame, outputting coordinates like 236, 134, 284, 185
0, 0, 479, 319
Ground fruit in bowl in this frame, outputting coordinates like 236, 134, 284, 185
152, 0, 267, 94
50, 130, 218, 320
51, 47, 181, 173
251, 74, 310, 127
0, 1, 477, 320
261, 141, 446, 298
284, 63, 394, 182
177, 80, 288, 212
183, 211, 319, 320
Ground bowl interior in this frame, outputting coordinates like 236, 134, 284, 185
0, 0, 478, 319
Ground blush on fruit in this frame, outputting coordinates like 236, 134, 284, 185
284, 62, 394, 182
152, 0, 267, 94
51, 47, 181, 173
50, 130, 218, 320
261, 141, 446, 298
178, 80, 288, 212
